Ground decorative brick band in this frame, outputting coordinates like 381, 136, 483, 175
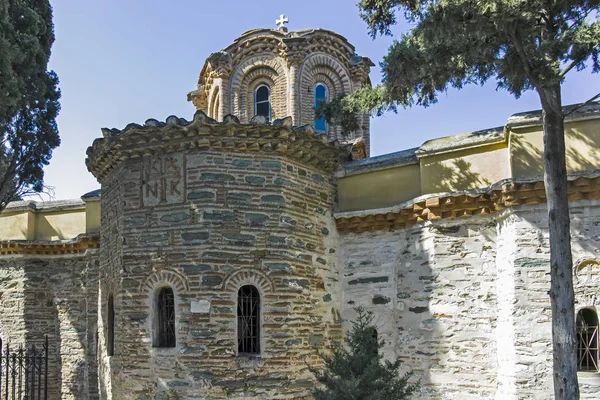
336, 174, 600, 234
0, 235, 99, 256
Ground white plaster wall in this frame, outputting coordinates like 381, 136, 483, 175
338, 199, 600, 399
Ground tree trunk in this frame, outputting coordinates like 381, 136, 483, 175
538, 82, 579, 400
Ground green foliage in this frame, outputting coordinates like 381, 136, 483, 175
311, 307, 418, 400
348, 0, 600, 112
0, 0, 61, 210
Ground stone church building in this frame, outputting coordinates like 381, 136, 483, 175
0, 22, 600, 399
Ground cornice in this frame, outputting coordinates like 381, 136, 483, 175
0, 235, 99, 257
86, 112, 348, 182
336, 171, 600, 234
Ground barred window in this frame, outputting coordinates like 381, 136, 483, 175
237, 285, 260, 354
254, 85, 271, 121
107, 294, 114, 356
154, 287, 176, 348
577, 308, 599, 371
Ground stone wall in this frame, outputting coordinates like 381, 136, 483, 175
0, 250, 99, 400
96, 147, 342, 399
338, 200, 600, 399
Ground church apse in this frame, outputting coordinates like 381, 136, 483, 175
86, 113, 347, 399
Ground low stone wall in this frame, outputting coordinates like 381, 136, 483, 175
0, 248, 99, 400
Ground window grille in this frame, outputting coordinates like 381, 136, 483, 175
156, 287, 176, 348
254, 85, 271, 121
237, 285, 260, 354
577, 308, 599, 371
314, 83, 328, 132
107, 294, 114, 356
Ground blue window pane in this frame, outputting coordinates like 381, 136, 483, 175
256, 102, 269, 118
314, 84, 327, 132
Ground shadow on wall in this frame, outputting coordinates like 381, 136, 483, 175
0, 255, 99, 399
425, 159, 492, 194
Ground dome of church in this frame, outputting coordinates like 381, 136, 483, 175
188, 24, 374, 154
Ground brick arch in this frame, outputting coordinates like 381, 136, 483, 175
140, 268, 190, 294
208, 85, 220, 120
223, 268, 274, 294
299, 53, 352, 128
229, 56, 288, 121
240, 68, 278, 121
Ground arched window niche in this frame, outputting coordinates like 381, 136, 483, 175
153, 286, 176, 348
577, 308, 599, 371
237, 285, 261, 355
107, 294, 114, 356
314, 83, 328, 133
254, 84, 271, 122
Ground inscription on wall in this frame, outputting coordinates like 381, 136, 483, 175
142, 154, 186, 206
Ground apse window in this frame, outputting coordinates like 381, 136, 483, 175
154, 287, 176, 348
107, 294, 115, 356
577, 308, 599, 371
237, 285, 260, 354
254, 85, 271, 121
314, 83, 328, 132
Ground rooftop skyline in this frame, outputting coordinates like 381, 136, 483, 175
43, 0, 600, 199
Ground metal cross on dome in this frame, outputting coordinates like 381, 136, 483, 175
276, 14, 289, 29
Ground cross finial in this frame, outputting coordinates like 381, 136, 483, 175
276, 14, 289, 31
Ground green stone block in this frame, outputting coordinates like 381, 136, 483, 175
298, 169, 307, 177
280, 215, 297, 227
187, 191, 215, 201
309, 334, 324, 347
245, 175, 266, 185
222, 232, 255, 246
264, 262, 292, 273
348, 276, 389, 285
181, 264, 212, 274
213, 157, 225, 164
311, 173, 325, 183
232, 159, 252, 168
284, 338, 303, 347
159, 212, 189, 224
199, 172, 236, 182
283, 278, 310, 289
181, 231, 210, 242
246, 213, 270, 226
261, 194, 285, 205
372, 295, 391, 305
124, 215, 146, 228
322, 294, 332, 303
202, 251, 239, 260
274, 177, 296, 187
227, 192, 252, 204
267, 235, 289, 246
139, 233, 169, 245
260, 160, 281, 170
203, 210, 235, 222
202, 275, 224, 287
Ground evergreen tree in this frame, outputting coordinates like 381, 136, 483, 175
312, 307, 417, 400
324, 2, 600, 398
0, 0, 61, 211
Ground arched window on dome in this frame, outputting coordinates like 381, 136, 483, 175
154, 286, 176, 348
254, 85, 271, 122
314, 83, 328, 133
107, 294, 114, 356
237, 285, 261, 354
577, 308, 599, 371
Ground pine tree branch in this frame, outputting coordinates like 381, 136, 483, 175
564, 92, 600, 117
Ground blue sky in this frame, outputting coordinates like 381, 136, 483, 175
44, 0, 600, 199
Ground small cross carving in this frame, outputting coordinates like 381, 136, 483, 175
276, 14, 289, 30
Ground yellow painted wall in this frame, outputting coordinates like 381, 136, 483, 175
34, 209, 86, 240
337, 164, 421, 212
0, 211, 34, 240
85, 200, 101, 233
511, 119, 600, 178
419, 143, 510, 195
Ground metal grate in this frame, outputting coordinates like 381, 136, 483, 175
157, 287, 176, 348
237, 285, 260, 354
578, 323, 599, 371
0, 337, 48, 400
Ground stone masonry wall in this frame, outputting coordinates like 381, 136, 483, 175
98, 149, 341, 399
338, 199, 600, 399
0, 251, 99, 400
